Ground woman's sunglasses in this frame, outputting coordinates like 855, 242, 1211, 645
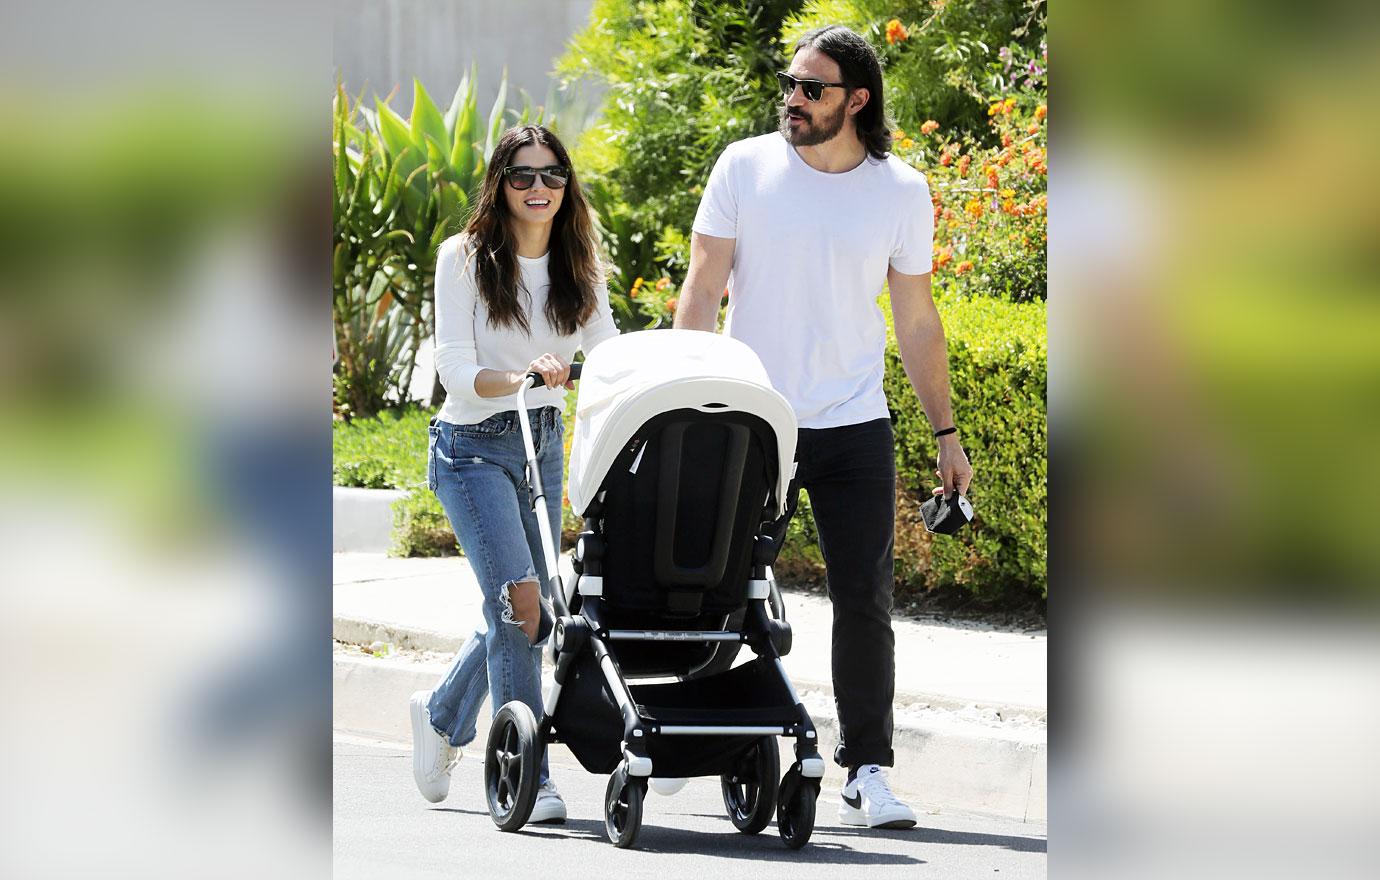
503, 165, 569, 190
776, 71, 847, 102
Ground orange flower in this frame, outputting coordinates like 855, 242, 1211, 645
988, 102, 1002, 117
892, 129, 906, 140
1035, 104, 1047, 121
665, 297, 677, 312
630, 276, 644, 298
935, 246, 953, 267
955, 260, 974, 275
655, 277, 670, 291
943, 208, 955, 220
1001, 133, 1013, 147
957, 154, 971, 176
885, 19, 909, 44
964, 198, 984, 218
920, 119, 939, 135
939, 151, 952, 166
1003, 97, 1017, 112
986, 167, 1000, 189
1027, 124, 1039, 135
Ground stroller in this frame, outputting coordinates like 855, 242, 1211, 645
483, 329, 825, 850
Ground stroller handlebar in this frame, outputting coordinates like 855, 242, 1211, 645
525, 361, 582, 389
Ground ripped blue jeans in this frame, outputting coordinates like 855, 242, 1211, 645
425, 407, 564, 784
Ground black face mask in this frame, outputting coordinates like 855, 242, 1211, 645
920, 493, 974, 536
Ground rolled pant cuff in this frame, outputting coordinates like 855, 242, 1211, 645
834, 745, 895, 768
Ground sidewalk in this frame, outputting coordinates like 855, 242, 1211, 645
333, 551, 1047, 821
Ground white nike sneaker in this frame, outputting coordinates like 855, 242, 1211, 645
838, 764, 917, 829
409, 691, 460, 803
648, 777, 689, 796
529, 779, 567, 824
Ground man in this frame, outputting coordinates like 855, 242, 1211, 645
674, 24, 974, 830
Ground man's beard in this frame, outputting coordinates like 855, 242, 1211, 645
778, 101, 847, 146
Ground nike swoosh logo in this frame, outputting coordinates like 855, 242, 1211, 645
842, 791, 862, 810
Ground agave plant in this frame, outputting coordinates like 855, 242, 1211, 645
332, 70, 560, 418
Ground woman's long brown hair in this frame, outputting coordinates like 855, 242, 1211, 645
462, 125, 600, 336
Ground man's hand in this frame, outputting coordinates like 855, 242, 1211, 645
934, 434, 973, 498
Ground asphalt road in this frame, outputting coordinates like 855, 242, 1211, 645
334, 734, 1046, 879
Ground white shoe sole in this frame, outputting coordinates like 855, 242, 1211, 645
839, 801, 917, 830
410, 691, 451, 804
529, 796, 567, 824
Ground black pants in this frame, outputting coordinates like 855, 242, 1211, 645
768, 417, 897, 768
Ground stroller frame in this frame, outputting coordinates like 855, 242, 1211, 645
480, 368, 825, 850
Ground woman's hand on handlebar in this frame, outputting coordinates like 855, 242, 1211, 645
526, 353, 574, 390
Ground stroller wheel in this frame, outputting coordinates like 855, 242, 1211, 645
721, 736, 780, 834
604, 764, 647, 848
483, 701, 541, 832
776, 764, 819, 850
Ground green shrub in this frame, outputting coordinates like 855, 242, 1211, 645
885, 291, 1046, 601
559, 0, 803, 310
332, 405, 430, 489
771, 294, 1045, 603
783, 0, 1045, 144
773, 491, 827, 584
392, 489, 459, 557
332, 405, 449, 556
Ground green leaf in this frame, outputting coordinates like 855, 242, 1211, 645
483, 70, 509, 161
372, 98, 415, 158
410, 78, 451, 157
443, 66, 474, 134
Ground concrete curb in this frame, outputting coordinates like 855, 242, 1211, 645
333, 487, 406, 553
334, 644, 1047, 823
333, 614, 1047, 724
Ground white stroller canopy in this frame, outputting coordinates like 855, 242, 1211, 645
568, 329, 798, 518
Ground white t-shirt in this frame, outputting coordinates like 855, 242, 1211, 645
692, 132, 934, 429
433, 235, 619, 425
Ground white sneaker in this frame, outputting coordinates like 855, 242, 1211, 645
838, 764, 917, 829
529, 779, 567, 824
409, 691, 460, 803
648, 777, 689, 796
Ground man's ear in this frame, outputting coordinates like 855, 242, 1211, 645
847, 87, 870, 117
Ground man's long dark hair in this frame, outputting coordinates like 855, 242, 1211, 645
792, 25, 892, 161
463, 125, 600, 336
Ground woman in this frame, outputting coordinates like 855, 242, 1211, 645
409, 125, 618, 823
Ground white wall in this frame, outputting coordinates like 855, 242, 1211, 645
333, 0, 597, 115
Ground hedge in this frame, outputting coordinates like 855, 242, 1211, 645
888, 291, 1046, 600
773, 292, 1046, 603
333, 397, 581, 558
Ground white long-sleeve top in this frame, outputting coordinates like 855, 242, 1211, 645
433, 235, 619, 425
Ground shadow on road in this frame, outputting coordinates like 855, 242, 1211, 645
491, 815, 925, 865
825, 822, 1046, 853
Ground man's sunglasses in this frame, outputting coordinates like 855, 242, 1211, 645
503, 165, 569, 190
776, 71, 847, 102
